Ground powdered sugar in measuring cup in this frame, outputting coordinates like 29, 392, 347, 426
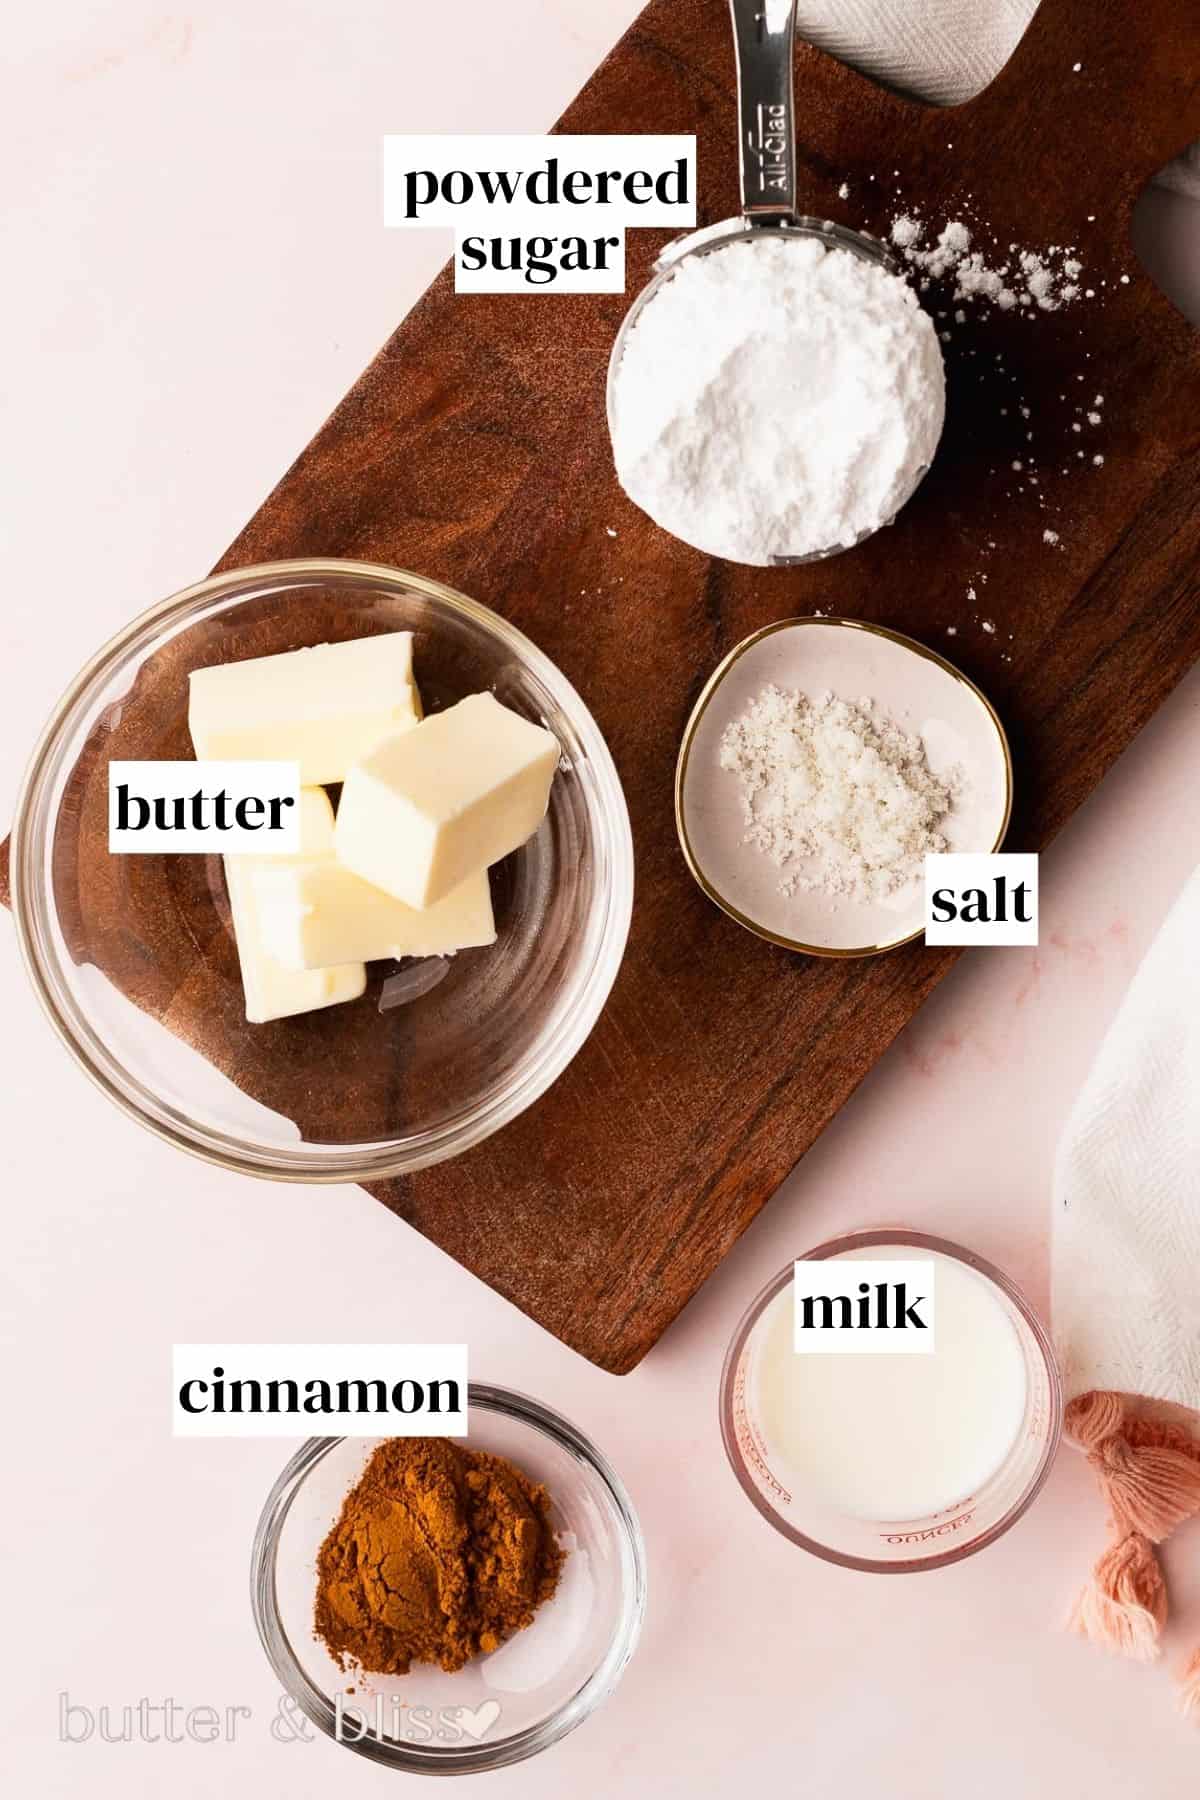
607, 0, 945, 567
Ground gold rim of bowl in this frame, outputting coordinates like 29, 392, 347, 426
673, 616, 1015, 959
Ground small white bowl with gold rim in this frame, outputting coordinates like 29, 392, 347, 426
675, 617, 1013, 957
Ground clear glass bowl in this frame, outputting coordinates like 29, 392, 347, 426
720, 1230, 1062, 1572
250, 1384, 647, 1774
10, 559, 633, 1181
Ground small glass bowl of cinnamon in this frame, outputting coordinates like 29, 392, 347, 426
251, 1383, 646, 1774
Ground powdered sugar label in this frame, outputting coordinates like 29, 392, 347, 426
382, 135, 694, 292
454, 220, 626, 294
925, 853, 1039, 946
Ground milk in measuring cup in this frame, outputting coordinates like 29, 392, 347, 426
749, 1243, 1028, 1522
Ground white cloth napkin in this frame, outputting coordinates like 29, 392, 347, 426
794, 0, 1196, 197
1048, 870, 1200, 1703
795, 0, 1035, 107
1052, 868, 1200, 1410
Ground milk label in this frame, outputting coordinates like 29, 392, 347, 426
793, 1260, 936, 1355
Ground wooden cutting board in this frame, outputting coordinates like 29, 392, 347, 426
12, 0, 1200, 1372
218, 0, 1200, 1372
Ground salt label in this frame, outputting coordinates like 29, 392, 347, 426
925, 852, 1039, 945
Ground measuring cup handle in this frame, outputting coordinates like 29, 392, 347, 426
728, 0, 799, 222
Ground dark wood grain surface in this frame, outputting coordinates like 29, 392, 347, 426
11, 0, 1200, 1370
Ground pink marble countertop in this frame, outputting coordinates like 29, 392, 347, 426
4, 4, 1199, 1794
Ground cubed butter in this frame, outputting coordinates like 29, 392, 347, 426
252, 861, 495, 968
189, 632, 421, 786
224, 788, 365, 1023
334, 692, 560, 909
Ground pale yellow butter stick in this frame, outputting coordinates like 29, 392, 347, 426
224, 789, 365, 1024
189, 632, 421, 786
252, 861, 496, 969
335, 692, 560, 910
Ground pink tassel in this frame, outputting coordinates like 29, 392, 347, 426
1066, 1393, 1200, 1541
1068, 1530, 1165, 1661
1064, 1393, 1200, 1669
1178, 1648, 1200, 1723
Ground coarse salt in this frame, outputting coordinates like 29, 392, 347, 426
718, 686, 960, 903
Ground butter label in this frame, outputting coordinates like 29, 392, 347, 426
109, 760, 301, 853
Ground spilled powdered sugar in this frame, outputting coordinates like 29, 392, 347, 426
889, 214, 1085, 315
867, 187, 1120, 608
718, 687, 962, 904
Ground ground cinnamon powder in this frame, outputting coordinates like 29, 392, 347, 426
314, 1438, 564, 1675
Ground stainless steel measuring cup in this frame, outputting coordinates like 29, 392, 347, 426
607, 0, 923, 567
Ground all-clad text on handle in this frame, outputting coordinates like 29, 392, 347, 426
729, 0, 798, 221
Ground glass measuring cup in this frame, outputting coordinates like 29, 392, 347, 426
720, 1232, 1062, 1572
606, 0, 934, 567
